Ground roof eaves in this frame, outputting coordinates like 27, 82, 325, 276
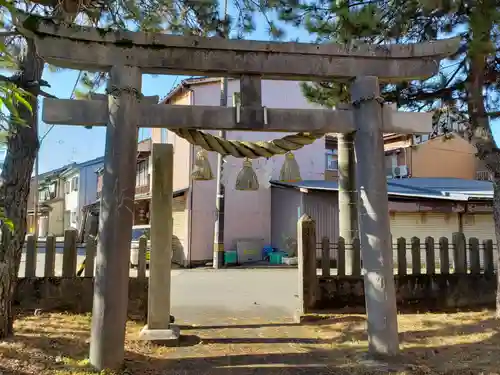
77, 156, 105, 169
160, 76, 237, 104
269, 180, 471, 201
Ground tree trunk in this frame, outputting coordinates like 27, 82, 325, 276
492, 177, 500, 318
465, 4, 500, 317
0, 38, 43, 338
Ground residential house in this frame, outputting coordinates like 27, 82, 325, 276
60, 156, 104, 230
271, 178, 496, 260
151, 77, 326, 266
95, 139, 154, 226
27, 164, 75, 237
325, 132, 488, 181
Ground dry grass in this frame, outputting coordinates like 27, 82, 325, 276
0, 310, 498, 374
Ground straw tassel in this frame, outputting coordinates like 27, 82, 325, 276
235, 158, 259, 191
191, 149, 214, 181
279, 152, 302, 182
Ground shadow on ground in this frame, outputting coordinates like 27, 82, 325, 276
0, 311, 499, 374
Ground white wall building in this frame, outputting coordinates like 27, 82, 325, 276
151, 78, 327, 265
61, 156, 104, 230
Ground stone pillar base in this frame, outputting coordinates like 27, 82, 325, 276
139, 324, 180, 345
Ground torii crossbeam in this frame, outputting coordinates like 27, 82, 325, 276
18, 14, 460, 372
42, 95, 432, 135
19, 15, 458, 81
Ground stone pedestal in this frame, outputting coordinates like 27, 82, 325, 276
139, 143, 179, 344
139, 324, 180, 344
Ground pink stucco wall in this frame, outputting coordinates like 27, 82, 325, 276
152, 91, 193, 192
188, 80, 326, 262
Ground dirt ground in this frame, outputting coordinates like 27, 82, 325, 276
0, 310, 499, 375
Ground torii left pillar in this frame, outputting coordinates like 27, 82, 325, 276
89, 65, 140, 370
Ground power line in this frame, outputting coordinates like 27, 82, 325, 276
170, 75, 179, 92
39, 70, 83, 143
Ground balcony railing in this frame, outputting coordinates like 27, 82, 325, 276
96, 182, 150, 199
135, 182, 150, 195
476, 170, 493, 181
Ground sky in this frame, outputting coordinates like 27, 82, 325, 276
6, 9, 499, 174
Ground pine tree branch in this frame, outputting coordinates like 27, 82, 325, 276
38, 89, 57, 99
382, 81, 465, 104
0, 31, 20, 38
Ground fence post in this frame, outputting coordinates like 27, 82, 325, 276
85, 235, 97, 277
425, 237, 435, 275
483, 239, 495, 276
337, 237, 346, 277
25, 234, 36, 277
137, 235, 147, 281
411, 237, 421, 275
396, 237, 406, 276
44, 234, 56, 277
321, 237, 330, 277
452, 232, 467, 274
351, 237, 361, 276
297, 214, 317, 316
439, 237, 450, 274
62, 229, 78, 277
468, 237, 480, 275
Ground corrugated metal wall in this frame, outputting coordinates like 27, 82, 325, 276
389, 212, 460, 270
270, 186, 302, 252
462, 213, 498, 270
390, 212, 460, 243
303, 190, 339, 244
462, 213, 495, 241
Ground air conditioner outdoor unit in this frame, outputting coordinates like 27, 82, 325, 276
393, 165, 409, 178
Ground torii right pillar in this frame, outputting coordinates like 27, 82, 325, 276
351, 76, 399, 356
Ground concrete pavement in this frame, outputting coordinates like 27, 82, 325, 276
170, 268, 299, 325
18, 250, 300, 325
19, 239, 300, 325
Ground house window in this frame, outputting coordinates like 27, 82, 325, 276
232, 92, 241, 107
71, 176, 79, 192
48, 182, 57, 199
325, 149, 338, 171
64, 180, 70, 194
385, 153, 398, 176
70, 211, 77, 224
97, 175, 103, 193
38, 189, 46, 202
136, 160, 149, 187
414, 134, 430, 144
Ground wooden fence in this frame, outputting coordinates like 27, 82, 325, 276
19, 229, 148, 279
315, 234, 498, 277
297, 216, 499, 315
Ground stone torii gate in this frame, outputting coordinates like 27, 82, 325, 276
19, 15, 459, 371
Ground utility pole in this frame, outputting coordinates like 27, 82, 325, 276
337, 132, 358, 274
213, 6, 229, 269
213, 78, 227, 269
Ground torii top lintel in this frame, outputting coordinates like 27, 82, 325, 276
19, 15, 460, 82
